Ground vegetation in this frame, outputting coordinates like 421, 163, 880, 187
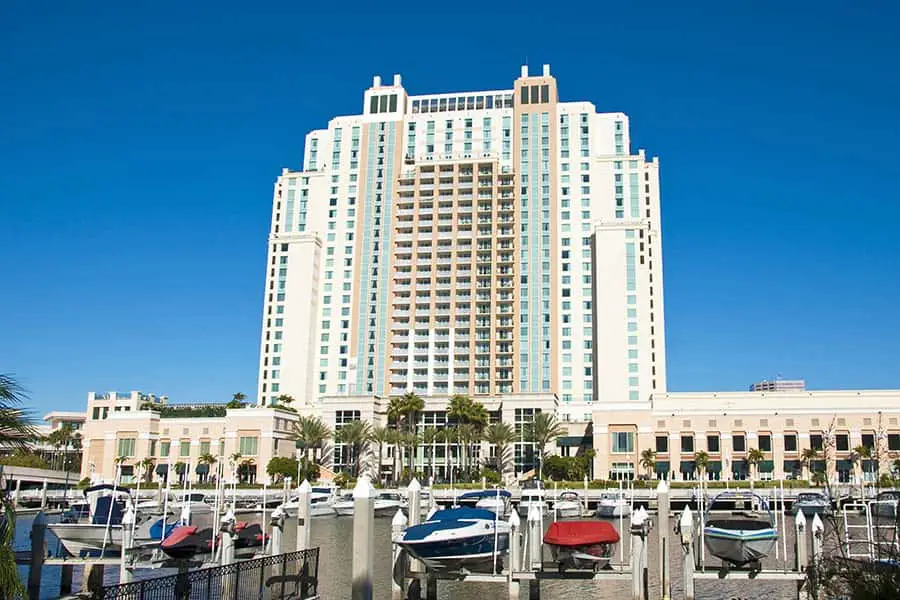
226, 392, 247, 409
0, 451, 49, 469
0, 373, 33, 599
746, 447, 765, 480
335, 420, 373, 477
483, 422, 515, 474
639, 448, 657, 478
292, 415, 332, 463
140, 457, 156, 483
153, 405, 227, 418
446, 395, 490, 480
266, 456, 299, 482
479, 467, 501, 484
524, 412, 567, 478
371, 426, 391, 483
542, 455, 592, 481
693, 450, 710, 480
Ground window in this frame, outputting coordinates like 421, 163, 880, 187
784, 434, 798, 452
611, 431, 634, 453
681, 435, 694, 453
706, 435, 720, 453
758, 434, 772, 452
180, 441, 190, 457
655, 435, 668, 453
200, 441, 211, 455
117, 438, 136, 457
862, 433, 875, 450
239, 436, 259, 455
732, 434, 746, 453
810, 434, 824, 451
835, 433, 850, 452
159, 441, 171, 456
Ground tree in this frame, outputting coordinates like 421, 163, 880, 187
196, 453, 216, 483
447, 395, 491, 481
0, 373, 36, 450
851, 445, 872, 484
292, 415, 332, 463
746, 448, 765, 481
227, 392, 246, 409
801, 447, 820, 481
693, 450, 710, 481
140, 457, 156, 483
483, 422, 515, 474
239, 458, 256, 484
421, 427, 440, 478
335, 421, 373, 477
371, 426, 391, 483
266, 456, 299, 483
640, 448, 657, 479
525, 412, 567, 479
277, 394, 295, 405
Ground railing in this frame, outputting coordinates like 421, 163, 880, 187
97, 548, 318, 600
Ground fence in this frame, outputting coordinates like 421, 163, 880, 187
96, 549, 319, 600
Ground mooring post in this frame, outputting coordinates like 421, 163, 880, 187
407, 478, 423, 578
795, 509, 808, 573
120, 503, 134, 584
391, 509, 409, 600
679, 507, 695, 600
426, 575, 437, 600
27, 512, 46, 600
270, 505, 284, 556
630, 507, 651, 600
60, 564, 73, 595
40, 479, 48, 510
82, 562, 105, 596
527, 504, 542, 570
296, 479, 312, 551
220, 506, 236, 599
352, 475, 375, 600
12, 479, 21, 508
809, 512, 824, 598
656, 480, 670, 599
508, 510, 521, 600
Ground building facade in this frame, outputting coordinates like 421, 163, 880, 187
750, 378, 806, 392
256, 64, 665, 425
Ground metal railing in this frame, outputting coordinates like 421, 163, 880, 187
97, 548, 318, 600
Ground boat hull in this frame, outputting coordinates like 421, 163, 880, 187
399, 533, 509, 571
517, 502, 547, 517
704, 526, 778, 566
595, 504, 631, 518
48, 524, 127, 555
553, 503, 583, 519
548, 544, 612, 570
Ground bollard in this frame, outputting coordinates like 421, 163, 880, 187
795, 510, 808, 573
391, 509, 408, 600
352, 475, 376, 600
27, 512, 46, 600
270, 506, 285, 557
679, 508, 695, 600
60, 564, 73, 595
120, 503, 135, 584
656, 480, 670, 600
40, 479, 48, 510
630, 507, 651, 600
407, 478, 422, 527
12, 479, 21, 508
426, 575, 437, 600
296, 479, 312, 551
82, 563, 105, 596
220, 506, 236, 599
527, 504, 542, 570
508, 511, 521, 600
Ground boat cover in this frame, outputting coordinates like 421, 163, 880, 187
544, 520, 620, 547
402, 508, 499, 541
161, 526, 199, 550
459, 490, 512, 500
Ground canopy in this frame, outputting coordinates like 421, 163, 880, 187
195, 463, 210, 474
544, 520, 620, 547
458, 489, 512, 500
556, 436, 591, 448
759, 460, 775, 472
654, 461, 670, 474
156, 463, 169, 475
680, 461, 695, 473
836, 459, 853, 471
707, 461, 722, 473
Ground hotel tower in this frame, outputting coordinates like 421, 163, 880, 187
257, 64, 666, 425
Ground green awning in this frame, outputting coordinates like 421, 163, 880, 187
732, 460, 748, 475
155, 464, 168, 475
784, 460, 801, 471
195, 463, 209, 474
707, 461, 722, 473
680, 460, 695, 472
862, 459, 878, 470
556, 436, 591, 447
655, 461, 670, 473
810, 460, 826, 473
836, 459, 853, 470
759, 460, 775, 472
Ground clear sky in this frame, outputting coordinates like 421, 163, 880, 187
2, 1, 899, 413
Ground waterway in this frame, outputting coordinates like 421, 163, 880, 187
16, 511, 806, 599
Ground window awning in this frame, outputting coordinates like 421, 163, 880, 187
195, 463, 209, 474
155, 463, 168, 475
732, 460, 748, 474
556, 436, 591, 447
836, 459, 853, 470
655, 461, 670, 473
680, 460, 695, 472
862, 459, 878, 470
810, 460, 826, 473
759, 460, 775, 472
706, 461, 722, 472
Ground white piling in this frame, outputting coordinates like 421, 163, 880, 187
508, 511, 521, 600
656, 479, 670, 599
27, 512, 46, 600
679, 507, 695, 600
407, 478, 422, 526
811, 513, 824, 562
12, 479, 20, 508
630, 507, 651, 600
391, 509, 408, 600
220, 506, 236, 598
527, 503, 542, 570
40, 479, 48, 509
296, 479, 312, 551
352, 476, 376, 600
269, 506, 285, 556
120, 503, 134, 584
795, 510, 808, 573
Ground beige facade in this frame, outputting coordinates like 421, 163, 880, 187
592, 389, 900, 483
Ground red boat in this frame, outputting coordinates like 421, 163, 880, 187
543, 520, 620, 572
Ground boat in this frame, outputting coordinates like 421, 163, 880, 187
544, 520, 620, 571
872, 490, 900, 519
457, 490, 511, 516
595, 491, 632, 518
552, 490, 585, 519
332, 491, 405, 517
282, 486, 340, 518
48, 484, 159, 555
703, 491, 779, 567
518, 481, 547, 516
160, 521, 267, 559
394, 507, 510, 571
792, 492, 831, 517
60, 502, 90, 524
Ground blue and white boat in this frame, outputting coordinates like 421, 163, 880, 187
704, 491, 778, 567
394, 507, 510, 571
457, 490, 512, 515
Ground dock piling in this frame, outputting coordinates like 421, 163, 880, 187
60, 564, 73, 595
352, 475, 375, 600
40, 479, 48, 509
795, 510, 808, 572
82, 563, 105, 596
679, 507, 695, 600
120, 503, 134, 584
630, 507, 651, 600
391, 509, 408, 600
270, 506, 285, 557
407, 478, 423, 577
27, 512, 46, 600
296, 479, 312, 551
12, 479, 21, 508
508, 511, 521, 600
656, 479, 670, 599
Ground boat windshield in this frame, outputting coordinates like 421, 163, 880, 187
378, 493, 402, 501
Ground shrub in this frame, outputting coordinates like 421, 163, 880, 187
480, 468, 501, 484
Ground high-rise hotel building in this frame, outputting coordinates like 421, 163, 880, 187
257, 65, 666, 423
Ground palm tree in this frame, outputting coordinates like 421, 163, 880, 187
402, 431, 421, 480
140, 457, 156, 483
851, 445, 872, 484
693, 450, 710, 481
239, 458, 256, 484
746, 448, 765, 481
640, 448, 657, 479
400, 392, 424, 432
197, 453, 216, 483
227, 392, 247, 409
447, 395, 491, 481
421, 427, 440, 478
801, 447, 819, 481
483, 422, 515, 473
335, 421, 374, 477
371, 426, 391, 483
292, 415, 333, 463
0, 374, 33, 600
525, 412, 567, 479
277, 394, 295, 405
438, 427, 459, 481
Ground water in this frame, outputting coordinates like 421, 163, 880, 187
16, 511, 808, 599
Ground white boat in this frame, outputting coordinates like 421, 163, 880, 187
552, 490, 585, 519
282, 486, 339, 518
457, 490, 511, 516
792, 492, 831, 517
703, 491, 778, 567
595, 491, 632, 518
332, 493, 355, 516
394, 507, 510, 571
518, 482, 547, 516
48, 484, 159, 555
333, 491, 406, 517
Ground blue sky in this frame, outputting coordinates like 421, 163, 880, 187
2, 1, 899, 413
